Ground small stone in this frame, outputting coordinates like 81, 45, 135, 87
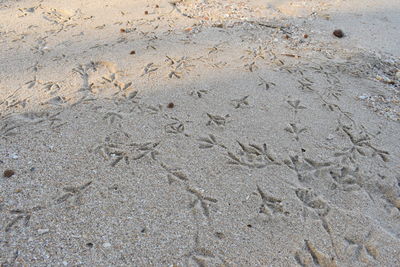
3, 169, 15, 178
103, 242, 111, 248
38, 229, 49, 234
359, 95, 369, 100
333, 29, 344, 38
326, 134, 334, 140
10, 154, 19, 159
395, 70, 400, 80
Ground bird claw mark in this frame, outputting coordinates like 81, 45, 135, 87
295, 188, 330, 217
287, 100, 307, 114
133, 142, 160, 161
305, 240, 338, 267
141, 62, 159, 76
5, 206, 44, 232
284, 155, 332, 182
166, 56, 195, 79
258, 77, 275, 90
231, 95, 249, 109
244, 61, 258, 72
183, 232, 228, 267
257, 185, 288, 215
0, 122, 21, 138
227, 142, 279, 169
42, 81, 61, 94
197, 134, 226, 149
103, 112, 123, 125
329, 166, 363, 191
344, 231, 379, 262
206, 113, 229, 126
298, 78, 314, 92
161, 163, 189, 184
284, 123, 306, 141
334, 126, 390, 163
91, 135, 160, 165
187, 187, 217, 220
56, 181, 92, 205
243, 46, 266, 60
25, 75, 42, 89
165, 117, 190, 137
189, 89, 208, 98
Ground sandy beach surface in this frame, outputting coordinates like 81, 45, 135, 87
1, 0, 400, 266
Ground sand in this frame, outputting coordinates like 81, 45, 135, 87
1, 0, 400, 266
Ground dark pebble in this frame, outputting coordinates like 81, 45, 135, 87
3, 169, 15, 178
333, 29, 344, 38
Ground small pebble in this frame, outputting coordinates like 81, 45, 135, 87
395, 70, 400, 80
38, 229, 49, 234
333, 29, 344, 38
103, 242, 111, 248
3, 169, 15, 178
130, 50, 136, 55
167, 102, 174, 109
144, 10, 148, 15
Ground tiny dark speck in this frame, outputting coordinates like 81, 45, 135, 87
167, 102, 174, 109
